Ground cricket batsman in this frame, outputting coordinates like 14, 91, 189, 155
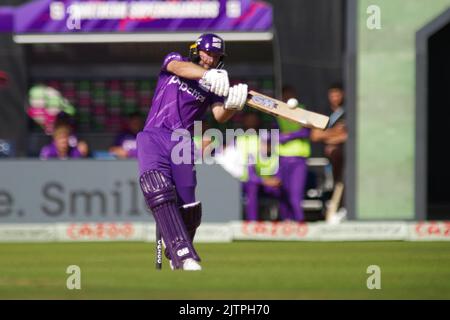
137, 34, 248, 271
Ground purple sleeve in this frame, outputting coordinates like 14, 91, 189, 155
248, 164, 263, 184
127, 149, 138, 158
39, 145, 53, 159
161, 52, 183, 72
279, 127, 311, 144
69, 147, 83, 159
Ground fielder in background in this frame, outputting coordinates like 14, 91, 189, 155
137, 33, 248, 271
311, 83, 347, 184
237, 113, 281, 221
311, 83, 347, 220
276, 86, 311, 221
109, 111, 144, 159
39, 120, 83, 160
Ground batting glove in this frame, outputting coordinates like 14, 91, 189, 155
201, 69, 229, 97
224, 83, 248, 111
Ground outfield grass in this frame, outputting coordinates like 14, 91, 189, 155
0, 241, 449, 299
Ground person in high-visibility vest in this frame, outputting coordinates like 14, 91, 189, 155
237, 131, 281, 221
276, 86, 311, 221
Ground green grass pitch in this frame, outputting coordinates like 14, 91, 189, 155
0, 241, 449, 299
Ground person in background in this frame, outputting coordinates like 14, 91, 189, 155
55, 112, 90, 158
39, 121, 82, 159
109, 111, 144, 159
0, 70, 8, 88
310, 83, 347, 218
76, 140, 89, 158
276, 85, 311, 222
0, 71, 12, 157
240, 131, 281, 221
231, 112, 281, 221
311, 83, 347, 185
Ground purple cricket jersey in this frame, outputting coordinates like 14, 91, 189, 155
144, 52, 224, 134
40, 143, 82, 160
137, 51, 228, 266
137, 52, 224, 205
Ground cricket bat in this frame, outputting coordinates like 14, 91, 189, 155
246, 90, 330, 130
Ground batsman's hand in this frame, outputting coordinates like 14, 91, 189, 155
201, 69, 229, 97
224, 83, 248, 111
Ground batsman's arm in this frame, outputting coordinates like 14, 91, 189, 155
211, 102, 237, 123
166, 60, 206, 80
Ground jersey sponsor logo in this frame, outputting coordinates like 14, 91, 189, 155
169, 76, 206, 103
177, 247, 190, 257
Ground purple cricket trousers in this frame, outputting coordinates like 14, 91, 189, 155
137, 128, 196, 206
278, 156, 308, 221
